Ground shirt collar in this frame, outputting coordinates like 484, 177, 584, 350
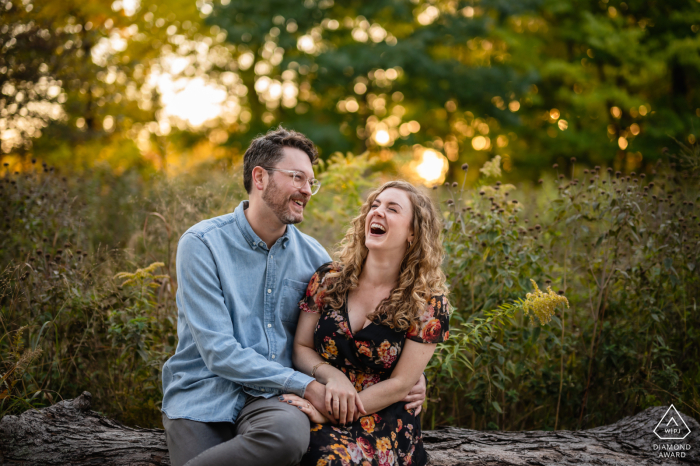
234, 200, 292, 250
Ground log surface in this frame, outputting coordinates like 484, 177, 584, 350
0, 392, 697, 466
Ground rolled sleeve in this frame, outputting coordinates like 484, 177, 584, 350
284, 370, 315, 397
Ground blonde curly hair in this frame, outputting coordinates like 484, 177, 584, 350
323, 180, 448, 331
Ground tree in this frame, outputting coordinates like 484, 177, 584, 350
0, 0, 231, 173
208, 0, 700, 176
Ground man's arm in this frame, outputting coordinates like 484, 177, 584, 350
402, 374, 427, 414
176, 233, 312, 396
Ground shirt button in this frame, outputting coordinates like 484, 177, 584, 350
271, 354, 276, 359
267, 323, 272, 328
259, 242, 264, 247
267, 289, 271, 293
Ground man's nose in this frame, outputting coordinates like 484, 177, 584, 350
299, 179, 312, 196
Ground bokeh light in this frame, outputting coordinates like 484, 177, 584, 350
415, 149, 448, 184
374, 129, 391, 146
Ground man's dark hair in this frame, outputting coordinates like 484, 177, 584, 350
243, 126, 319, 193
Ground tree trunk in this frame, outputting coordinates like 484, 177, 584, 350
1, 392, 697, 465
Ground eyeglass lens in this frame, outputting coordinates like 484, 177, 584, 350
292, 172, 320, 194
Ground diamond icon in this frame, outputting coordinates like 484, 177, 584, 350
653, 405, 691, 440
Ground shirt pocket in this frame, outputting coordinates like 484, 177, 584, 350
280, 278, 309, 326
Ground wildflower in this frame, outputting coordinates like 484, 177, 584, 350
522, 279, 569, 325
461, 163, 469, 171
114, 262, 167, 287
480, 155, 502, 178
15, 348, 42, 376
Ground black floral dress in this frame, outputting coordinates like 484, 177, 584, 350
298, 263, 450, 466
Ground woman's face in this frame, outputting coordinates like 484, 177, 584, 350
364, 187, 415, 256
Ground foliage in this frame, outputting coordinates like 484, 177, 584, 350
0, 0, 232, 172
0, 160, 246, 424
204, 0, 700, 172
425, 147, 700, 430
1, 140, 699, 433
4, 0, 700, 181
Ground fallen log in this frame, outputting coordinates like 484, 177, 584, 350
0, 392, 697, 465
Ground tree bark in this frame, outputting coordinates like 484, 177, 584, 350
0, 392, 697, 466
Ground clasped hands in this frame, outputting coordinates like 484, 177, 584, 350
278, 373, 426, 425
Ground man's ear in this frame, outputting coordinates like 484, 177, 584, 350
252, 166, 267, 192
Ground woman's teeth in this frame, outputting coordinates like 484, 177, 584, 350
370, 223, 386, 235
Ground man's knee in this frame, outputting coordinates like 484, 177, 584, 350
266, 407, 310, 455
238, 398, 311, 463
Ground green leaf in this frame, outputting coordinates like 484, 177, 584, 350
492, 401, 503, 413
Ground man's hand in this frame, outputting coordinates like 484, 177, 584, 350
401, 373, 427, 414
304, 381, 334, 423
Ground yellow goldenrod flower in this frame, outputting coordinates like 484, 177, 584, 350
114, 262, 168, 287
522, 279, 569, 325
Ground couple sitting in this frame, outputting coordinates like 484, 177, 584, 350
161, 127, 449, 466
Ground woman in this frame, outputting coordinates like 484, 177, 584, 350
280, 180, 450, 466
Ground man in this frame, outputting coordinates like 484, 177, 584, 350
161, 127, 426, 466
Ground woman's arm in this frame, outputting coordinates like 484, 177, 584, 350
357, 339, 437, 415
293, 311, 366, 424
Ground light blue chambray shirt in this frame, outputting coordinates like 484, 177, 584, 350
161, 200, 332, 423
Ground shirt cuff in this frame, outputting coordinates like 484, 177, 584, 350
283, 370, 315, 397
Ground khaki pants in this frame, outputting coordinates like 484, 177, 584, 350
163, 396, 310, 466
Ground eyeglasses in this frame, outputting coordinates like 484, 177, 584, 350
262, 167, 321, 195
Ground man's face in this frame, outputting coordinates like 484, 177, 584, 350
261, 147, 315, 225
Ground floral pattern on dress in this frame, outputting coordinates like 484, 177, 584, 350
298, 263, 450, 466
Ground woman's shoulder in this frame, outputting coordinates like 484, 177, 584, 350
305, 262, 343, 297
300, 262, 343, 314
314, 261, 343, 276
311, 261, 344, 286
427, 294, 449, 314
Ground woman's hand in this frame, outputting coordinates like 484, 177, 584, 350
324, 371, 366, 425
279, 394, 329, 424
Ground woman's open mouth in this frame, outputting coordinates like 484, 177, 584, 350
369, 223, 386, 236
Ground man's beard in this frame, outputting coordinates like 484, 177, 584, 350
262, 175, 307, 224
